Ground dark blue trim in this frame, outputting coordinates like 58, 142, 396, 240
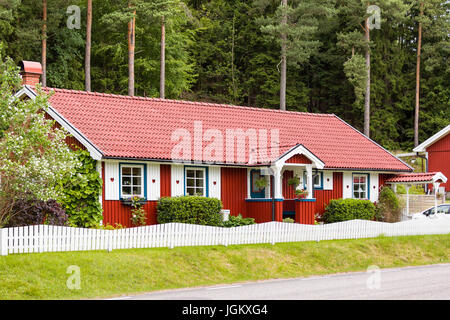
184, 166, 209, 197
250, 169, 266, 198
295, 198, 317, 202
352, 173, 370, 200
119, 162, 147, 200
246, 198, 284, 202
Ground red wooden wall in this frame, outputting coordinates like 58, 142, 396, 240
160, 164, 171, 197
314, 172, 343, 216
282, 170, 296, 199
427, 133, 450, 190
246, 201, 273, 223
221, 167, 248, 217
295, 200, 316, 224
285, 154, 312, 164
101, 162, 160, 227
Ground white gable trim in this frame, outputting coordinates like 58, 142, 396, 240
274, 144, 325, 169
15, 86, 103, 160
413, 125, 450, 152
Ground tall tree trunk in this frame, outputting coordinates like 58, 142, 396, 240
160, 16, 165, 99
280, 0, 287, 111
231, 13, 237, 104
414, 2, 424, 147
128, 8, 136, 96
85, 0, 92, 92
364, 15, 371, 137
41, 0, 47, 87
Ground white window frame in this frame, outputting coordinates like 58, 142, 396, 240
352, 173, 369, 199
120, 164, 145, 199
185, 167, 206, 197
303, 171, 323, 189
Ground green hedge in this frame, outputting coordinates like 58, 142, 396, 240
323, 198, 376, 223
222, 214, 255, 227
157, 196, 223, 226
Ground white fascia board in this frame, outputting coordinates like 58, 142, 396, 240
413, 125, 450, 152
16, 85, 103, 161
433, 172, 448, 184
274, 144, 325, 169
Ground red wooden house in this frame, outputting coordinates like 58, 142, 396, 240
413, 125, 450, 195
16, 61, 414, 227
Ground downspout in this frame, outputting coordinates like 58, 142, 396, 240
416, 152, 428, 193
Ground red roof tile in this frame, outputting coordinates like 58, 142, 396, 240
385, 172, 441, 183
40, 87, 411, 171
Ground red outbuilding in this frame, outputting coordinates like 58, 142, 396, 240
16, 61, 416, 227
413, 125, 450, 194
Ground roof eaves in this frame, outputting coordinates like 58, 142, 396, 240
413, 125, 450, 152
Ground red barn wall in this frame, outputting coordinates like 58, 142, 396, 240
427, 133, 450, 190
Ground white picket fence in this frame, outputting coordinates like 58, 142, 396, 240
1, 219, 450, 256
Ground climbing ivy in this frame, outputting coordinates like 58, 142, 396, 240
58, 149, 103, 228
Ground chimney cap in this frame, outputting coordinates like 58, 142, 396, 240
19, 61, 43, 75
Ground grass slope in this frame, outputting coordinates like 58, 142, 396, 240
0, 234, 449, 300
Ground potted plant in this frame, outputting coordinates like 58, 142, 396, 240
295, 189, 308, 199
287, 175, 300, 189
121, 196, 146, 206
254, 177, 267, 190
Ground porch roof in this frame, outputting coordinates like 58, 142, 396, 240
385, 172, 447, 184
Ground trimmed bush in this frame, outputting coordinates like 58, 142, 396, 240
222, 214, 255, 227
323, 198, 376, 223
376, 186, 403, 222
157, 196, 223, 226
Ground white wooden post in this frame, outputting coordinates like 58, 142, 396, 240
433, 182, 440, 215
405, 185, 410, 216
306, 164, 313, 199
271, 165, 283, 199
0, 228, 8, 256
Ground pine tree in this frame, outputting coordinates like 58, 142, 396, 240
256, 0, 333, 111
85, 0, 92, 92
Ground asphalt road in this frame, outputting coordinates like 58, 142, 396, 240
108, 263, 450, 300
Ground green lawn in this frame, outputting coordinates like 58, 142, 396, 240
0, 234, 449, 300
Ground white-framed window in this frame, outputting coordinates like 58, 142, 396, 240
353, 174, 368, 199
185, 167, 206, 196
120, 164, 145, 198
303, 171, 323, 189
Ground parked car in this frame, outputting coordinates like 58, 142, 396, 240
411, 204, 450, 220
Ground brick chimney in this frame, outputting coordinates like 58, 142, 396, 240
18, 61, 43, 86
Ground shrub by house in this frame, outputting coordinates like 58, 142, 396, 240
157, 196, 223, 226
323, 198, 376, 223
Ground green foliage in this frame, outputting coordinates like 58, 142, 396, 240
222, 214, 255, 227
282, 217, 294, 223
323, 198, 376, 223
0, 50, 80, 227
97, 223, 125, 230
157, 196, 223, 226
376, 186, 403, 222
130, 196, 147, 227
0, 0, 448, 149
287, 176, 300, 189
396, 184, 425, 195
58, 149, 102, 228
254, 177, 268, 190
